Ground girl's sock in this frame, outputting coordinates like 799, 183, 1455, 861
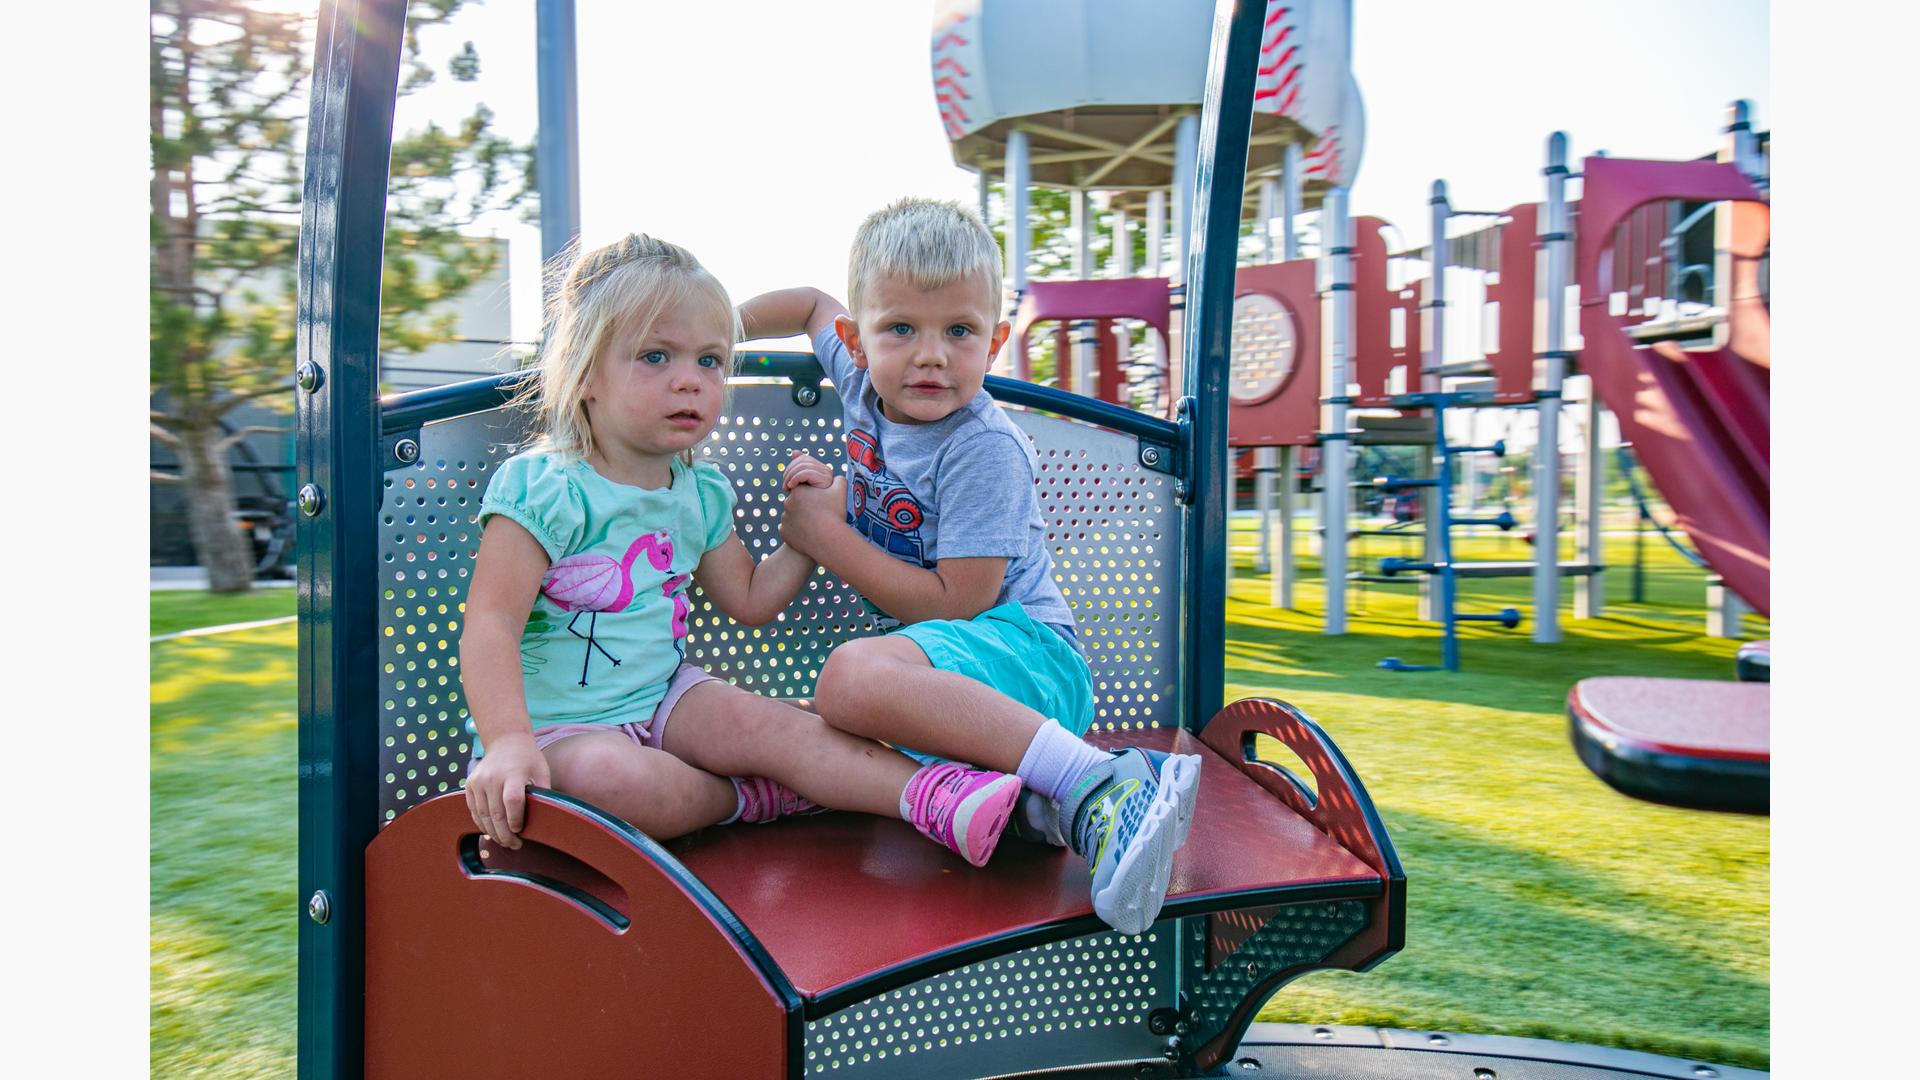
1015, 720, 1111, 804
723, 775, 823, 825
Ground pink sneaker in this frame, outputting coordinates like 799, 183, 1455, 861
902, 762, 1022, 867
732, 776, 826, 824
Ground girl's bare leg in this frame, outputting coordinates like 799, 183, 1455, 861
659, 680, 916, 819
542, 732, 738, 840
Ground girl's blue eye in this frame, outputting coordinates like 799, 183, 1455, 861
698, 354, 722, 368
639, 350, 668, 365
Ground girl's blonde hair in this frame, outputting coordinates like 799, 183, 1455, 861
511, 232, 738, 460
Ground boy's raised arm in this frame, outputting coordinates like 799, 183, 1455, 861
737, 287, 847, 343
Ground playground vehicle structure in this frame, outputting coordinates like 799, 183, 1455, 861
293, 1, 1768, 1076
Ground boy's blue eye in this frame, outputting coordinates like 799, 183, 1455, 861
698, 354, 722, 368
947, 325, 972, 338
639, 350, 668, 365
888, 323, 913, 336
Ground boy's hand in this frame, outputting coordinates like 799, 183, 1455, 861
783, 451, 834, 491
463, 733, 551, 850
780, 476, 848, 558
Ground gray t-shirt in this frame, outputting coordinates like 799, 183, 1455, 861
813, 326, 1078, 642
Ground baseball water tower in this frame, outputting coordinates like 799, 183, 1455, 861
932, 0, 1365, 292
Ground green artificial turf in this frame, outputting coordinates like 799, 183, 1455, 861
149, 528, 1768, 1076
151, 618, 298, 1078
150, 587, 296, 638
1231, 523, 1768, 1069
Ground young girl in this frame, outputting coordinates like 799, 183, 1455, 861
460, 233, 1024, 866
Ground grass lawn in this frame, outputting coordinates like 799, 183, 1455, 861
151, 587, 296, 638
150, 530, 1768, 1076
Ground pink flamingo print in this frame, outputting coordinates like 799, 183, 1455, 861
541, 532, 676, 686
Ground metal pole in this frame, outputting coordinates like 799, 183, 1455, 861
1147, 189, 1167, 278
1282, 142, 1302, 261
1419, 180, 1449, 622
1254, 446, 1276, 574
1172, 113, 1201, 283
1533, 133, 1571, 644
1322, 187, 1353, 635
978, 167, 992, 226
535, 0, 581, 275
1274, 443, 1296, 607
1574, 381, 1605, 618
1258, 178, 1278, 263
1071, 189, 1093, 395
1182, 0, 1266, 734
297, 2, 406, 1073
1008, 129, 1031, 296
1252, 178, 1278, 575
1113, 206, 1132, 277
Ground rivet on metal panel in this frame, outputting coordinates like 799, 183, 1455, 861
793, 383, 821, 407
298, 484, 325, 516
1236, 1060, 1261, 1073
394, 438, 420, 464
296, 361, 322, 392
1426, 1034, 1451, 1047
1162, 1036, 1182, 1060
1474, 1070, 1497, 1080
307, 889, 331, 924
1141, 445, 1161, 467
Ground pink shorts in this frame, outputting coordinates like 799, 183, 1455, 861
517, 663, 716, 755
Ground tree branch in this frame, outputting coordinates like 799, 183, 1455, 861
213, 383, 295, 415
151, 421, 182, 445
151, 470, 183, 485
217, 424, 293, 452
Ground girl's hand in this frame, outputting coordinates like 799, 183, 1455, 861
784, 451, 834, 491
780, 475, 849, 557
464, 733, 552, 850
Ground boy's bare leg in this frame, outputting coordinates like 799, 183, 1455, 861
810, 635, 1049, 773
659, 679, 917, 819
542, 732, 738, 840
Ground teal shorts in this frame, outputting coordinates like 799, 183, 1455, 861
890, 602, 1096, 765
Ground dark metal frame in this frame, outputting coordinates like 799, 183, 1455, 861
296, 2, 407, 1075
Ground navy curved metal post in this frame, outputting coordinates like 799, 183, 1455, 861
1182, 0, 1267, 735
296, 1, 407, 1076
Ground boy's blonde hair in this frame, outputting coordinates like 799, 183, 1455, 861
513, 232, 738, 460
847, 197, 1003, 318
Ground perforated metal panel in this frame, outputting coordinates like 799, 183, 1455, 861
802, 928, 1177, 1077
685, 382, 1181, 730
375, 407, 527, 824
1184, 901, 1370, 1053
1011, 408, 1180, 732
374, 381, 1183, 824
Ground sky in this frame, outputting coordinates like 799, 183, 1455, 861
398, 0, 1770, 352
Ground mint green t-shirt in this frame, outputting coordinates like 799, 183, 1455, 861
476, 450, 736, 739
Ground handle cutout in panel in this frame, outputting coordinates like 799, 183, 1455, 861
460, 833, 632, 931
1242, 732, 1319, 809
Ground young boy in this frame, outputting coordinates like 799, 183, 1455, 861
737, 197, 1200, 935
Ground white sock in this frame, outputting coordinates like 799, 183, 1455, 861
1016, 721, 1110, 804
719, 777, 747, 825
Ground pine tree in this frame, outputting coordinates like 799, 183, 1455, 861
150, 0, 532, 591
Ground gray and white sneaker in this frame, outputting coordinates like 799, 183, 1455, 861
1058, 748, 1202, 935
